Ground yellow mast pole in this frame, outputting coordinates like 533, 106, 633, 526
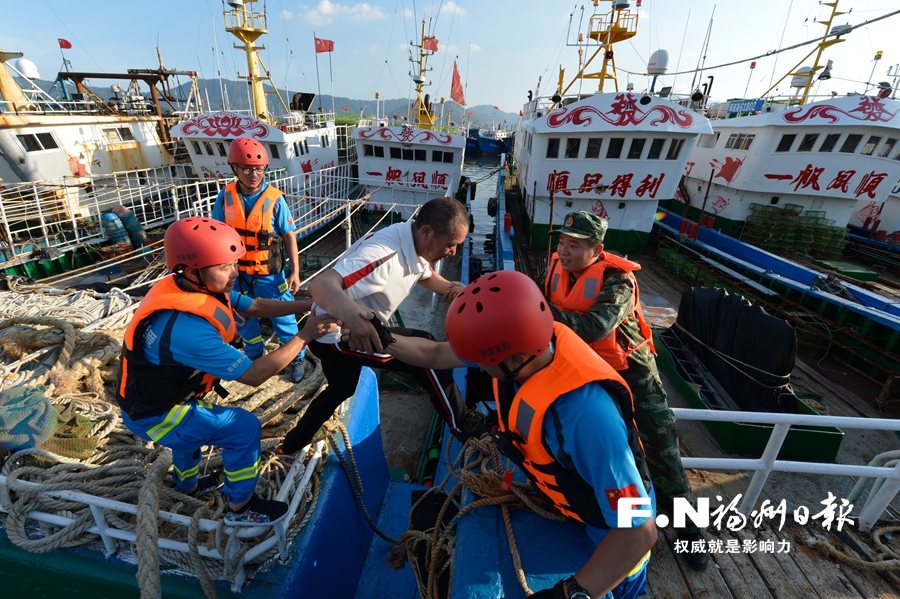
225, 0, 273, 123
410, 20, 436, 129
798, 1, 845, 104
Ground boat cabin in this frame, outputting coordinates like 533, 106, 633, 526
171, 111, 339, 180
514, 91, 712, 252
682, 95, 900, 230
353, 125, 465, 216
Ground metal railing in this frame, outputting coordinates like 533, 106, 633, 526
0, 161, 362, 267
674, 407, 900, 531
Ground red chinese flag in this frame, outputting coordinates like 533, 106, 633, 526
467, 111, 473, 116
450, 61, 466, 106
604, 484, 641, 511
423, 37, 439, 52
493, 105, 499, 110
519, 110, 523, 116
342, 106, 348, 111
503, 120, 507, 124
58, 38, 73, 50
314, 37, 335, 53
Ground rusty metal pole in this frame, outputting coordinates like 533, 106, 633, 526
546, 173, 557, 272
699, 169, 715, 223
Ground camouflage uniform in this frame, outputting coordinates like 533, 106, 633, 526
545, 260, 699, 534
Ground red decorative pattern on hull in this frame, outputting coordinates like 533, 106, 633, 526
358, 127, 454, 145
181, 113, 269, 138
547, 93, 694, 129
782, 96, 899, 124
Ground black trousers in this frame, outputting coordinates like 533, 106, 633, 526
281, 328, 467, 453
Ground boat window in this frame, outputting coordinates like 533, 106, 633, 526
201, 141, 214, 156
878, 138, 897, 158
16, 134, 42, 152
797, 133, 819, 152
432, 150, 443, 162
325, 134, 330, 147
665, 138, 685, 160
647, 138, 665, 160
526, 133, 533, 153
374, 145, 384, 158
269, 144, 280, 160
304, 139, 310, 153
565, 138, 581, 159
402, 149, 414, 161
364, 144, 374, 156
734, 134, 748, 150
627, 138, 646, 159
740, 134, 755, 150
818, 133, 840, 152
101, 128, 122, 143
839, 134, 863, 153
546, 138, 560, 158
414, 149, 426, 161
443, 151, 454, 164
698, 134, 717, 149
216, 142, 227, 157
775, 134, 796, 152
724, 133, 738, 149
118, 127, 135, 142
860, 136, 881, 156
190, 140, 202, 155
585, 138, 602, 159
390, 147, 401, 159
35, 133, 60, 150
606, 138, 624, 159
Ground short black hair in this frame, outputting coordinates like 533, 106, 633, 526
413, 197, 468, 236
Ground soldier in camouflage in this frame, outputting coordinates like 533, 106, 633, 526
542, 211, 709, 571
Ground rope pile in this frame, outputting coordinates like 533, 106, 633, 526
388, 432, 565, 599
0, 285, 334, 598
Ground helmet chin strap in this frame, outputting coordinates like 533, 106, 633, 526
498, 354, 538, 380
178, 268, 213, 294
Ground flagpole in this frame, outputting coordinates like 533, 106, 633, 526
314, 32, 323, 112
329, 51, 335, 115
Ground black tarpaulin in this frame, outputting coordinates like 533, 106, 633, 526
674, 287, 797, 413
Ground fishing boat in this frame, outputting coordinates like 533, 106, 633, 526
170, 1, 341, 181
0, 49, 198, 185
477, 126, 511, 156
353, 21, 466, 217
669, 0, 900, 258
513, 0, 712, 255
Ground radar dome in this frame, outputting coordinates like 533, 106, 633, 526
15, 58, 40, 80
791, 66, 812, 88
647, 49, 669, 75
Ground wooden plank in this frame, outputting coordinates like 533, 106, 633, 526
769, 523, 865, 599
780, 521, 899, 599
732, 526, 821, 598
645, 532, 694, 599
659, 527, 735, 599
703, 528, 776, 599
824, 526, 900, 593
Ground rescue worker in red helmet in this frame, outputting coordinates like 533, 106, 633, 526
116, 217, 338, 526
212, 138, 309, 383
379, 270, 657, 599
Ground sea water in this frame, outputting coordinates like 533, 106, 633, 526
462, 155, 502, 271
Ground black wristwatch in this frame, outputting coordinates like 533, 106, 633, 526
565, 576, 591, 599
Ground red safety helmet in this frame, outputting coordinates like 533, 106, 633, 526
227, 137, 269, 166
446, 270, 554, 364
164, 217, 246, 271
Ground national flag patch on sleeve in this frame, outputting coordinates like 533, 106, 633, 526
605, 483, 641, 510
288, 216, 294, 225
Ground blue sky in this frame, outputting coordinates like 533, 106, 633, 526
4, 0, 900, 113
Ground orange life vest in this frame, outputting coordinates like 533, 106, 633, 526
221, 181, 284, 276
116, 275, 235, 420
545, 252, 655, 370
493, 323, 651, 528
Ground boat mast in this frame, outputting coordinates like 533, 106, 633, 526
410, 20, 436, 130
760, 0, 845, 105
559, 0, 640, 99
224, 0, 288, 122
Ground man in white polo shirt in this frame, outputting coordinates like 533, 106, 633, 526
280, 197, 474, 454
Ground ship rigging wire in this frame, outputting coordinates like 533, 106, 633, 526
613, 8, 900, 81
